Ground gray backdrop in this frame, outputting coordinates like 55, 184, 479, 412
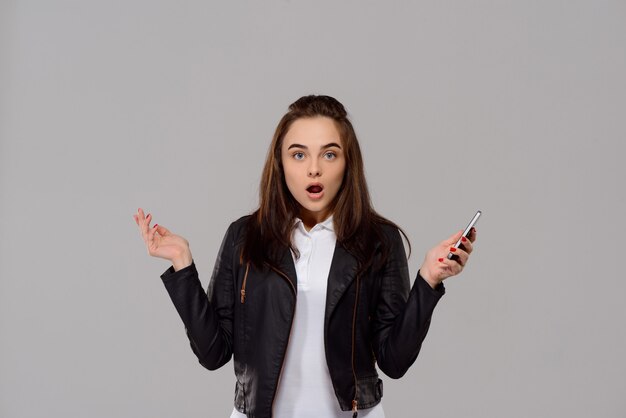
1, 1, 625, 417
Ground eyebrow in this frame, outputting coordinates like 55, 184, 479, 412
287, 142, 342, 150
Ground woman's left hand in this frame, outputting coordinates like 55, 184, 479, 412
419, 228, 477, 289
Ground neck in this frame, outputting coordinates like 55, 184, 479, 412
299, 210, 332, 232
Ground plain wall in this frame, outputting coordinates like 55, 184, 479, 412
1, 1, 625, 417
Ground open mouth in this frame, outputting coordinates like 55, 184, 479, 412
306, 185, 324, 194
306, 184, 324, 199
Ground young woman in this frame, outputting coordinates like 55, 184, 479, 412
133, 95, 477, 418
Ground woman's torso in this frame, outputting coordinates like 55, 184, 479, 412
229, 216, 384, 417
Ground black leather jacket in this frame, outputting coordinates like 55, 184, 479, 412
161, 215, 445, 418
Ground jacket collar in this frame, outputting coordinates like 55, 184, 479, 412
275, 233, 358, 322
324, 243, 358, 325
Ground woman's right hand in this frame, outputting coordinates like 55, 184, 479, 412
133, 208, 193, 271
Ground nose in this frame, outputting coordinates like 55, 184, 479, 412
308, 159, 321, 177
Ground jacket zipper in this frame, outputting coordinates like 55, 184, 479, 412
238, 261, 251, 413
240, 262, 250, 303
267, 264, 297, 415
240, 260, 362, 415
351, 274, 361, 418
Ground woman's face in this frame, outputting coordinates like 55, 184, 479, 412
281, 116, 346, 227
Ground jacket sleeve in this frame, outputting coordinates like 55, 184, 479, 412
160, 223, 236, 371
370, 227, 445, 379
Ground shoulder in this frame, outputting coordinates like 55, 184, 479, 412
379, 221, 400, 236
373, 218, 408, 258
374, 218, 403, 243
229, 214, 253, 230
224, 214, 254, 244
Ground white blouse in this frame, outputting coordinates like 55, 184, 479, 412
230, 215, 385, 417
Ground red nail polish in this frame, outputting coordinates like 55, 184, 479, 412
438, 258, 444, 262
449, 247, 457, 252
461, 237, 467, 242
154, 224, 158, 228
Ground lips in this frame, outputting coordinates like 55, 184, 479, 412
306, 183, 324, 200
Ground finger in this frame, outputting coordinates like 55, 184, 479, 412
438, 256, 463, 277
155, 224, 170, 236
467, 227, 477, 243
459, 235, 473, 255
136, 208, 146, 229
138, 208, 151, 225
448, 246, 468, 267
444, 230, 463, 246
436, 256, 458, 278
134, 214, 144, 230
142, 213, 152, 239
147, 223, 158, 250
149, 223, 159, 240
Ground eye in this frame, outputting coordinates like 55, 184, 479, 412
323, 151, 337, 160
292, 152, 305, 160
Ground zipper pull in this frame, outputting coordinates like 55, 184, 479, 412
240, 262, 250, 304
352, 400, 358, 418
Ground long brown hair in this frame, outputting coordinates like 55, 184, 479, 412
241, 95, 410, 275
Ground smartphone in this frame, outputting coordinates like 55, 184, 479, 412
447, 210, 482, 260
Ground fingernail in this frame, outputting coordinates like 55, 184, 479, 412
146, 213, 151, 218
461, 237, 467, 242
449, 247, 457, 252
438, 258, 444, 262
153, 224, 158, 228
